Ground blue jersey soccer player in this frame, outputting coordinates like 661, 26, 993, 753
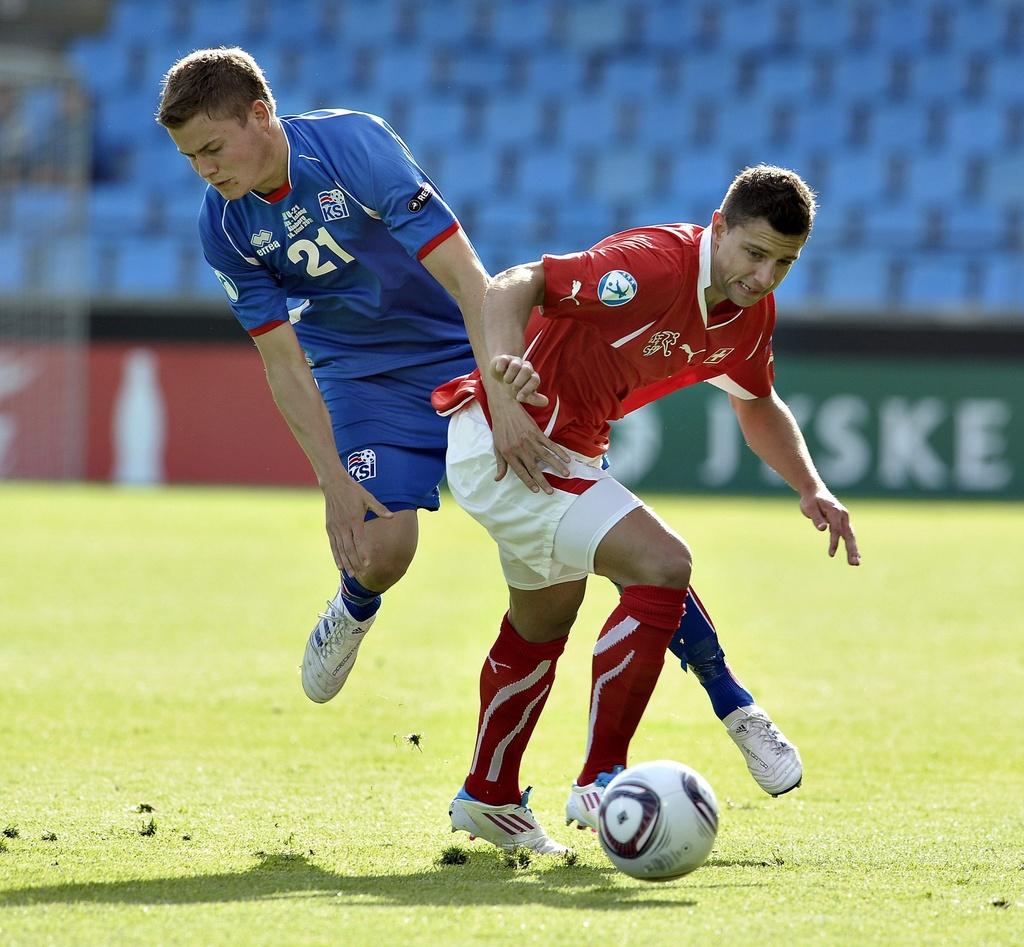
157, 47, 569, 704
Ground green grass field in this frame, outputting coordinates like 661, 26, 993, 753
1, 483, 1021, 946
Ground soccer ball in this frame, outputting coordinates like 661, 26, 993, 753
597, 760, 719, 881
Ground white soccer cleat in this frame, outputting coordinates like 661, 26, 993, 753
724, 705, 803, 796
565, 765, 624, 831
450, 787, 567, 854
301, 589, 376, 703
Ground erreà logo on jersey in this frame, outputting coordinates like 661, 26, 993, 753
598, 270, 637, 307
318, 189, 350, 221
347, 448, 377, 482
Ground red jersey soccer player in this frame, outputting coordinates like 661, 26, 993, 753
433, 165, 860, 853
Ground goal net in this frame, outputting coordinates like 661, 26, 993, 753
0, 47, 89, 479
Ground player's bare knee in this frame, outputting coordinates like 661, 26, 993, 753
508, 610, 577, 643
355, 546, 414, 592
633, 541, 692, 589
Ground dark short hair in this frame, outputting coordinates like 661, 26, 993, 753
720, 165, 818, 237
157, 47, 275, 129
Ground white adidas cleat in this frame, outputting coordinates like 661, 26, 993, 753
565, 765, 624, 831
301, 588, 376, 703
724, 705, 803, 796
450, 787, 567, 854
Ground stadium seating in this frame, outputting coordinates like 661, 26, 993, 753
11, 0, 1016, 316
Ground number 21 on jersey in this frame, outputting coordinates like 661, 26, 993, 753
288, 226, 354, 277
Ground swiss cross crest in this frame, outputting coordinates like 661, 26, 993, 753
642, 330, 680, 357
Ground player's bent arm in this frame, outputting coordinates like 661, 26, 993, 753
252, 323, 392, 572
422, 234, 546, 408
730, 389, 861, 565
252, 323, 350, 490
482, 262, 546, 380
420, 228, 489, 365
729, 389, 824, 497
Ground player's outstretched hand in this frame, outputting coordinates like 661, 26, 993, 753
323, 479, 393, 575
799, 489, 861, 566
488, 393, 572, 495
490, 354, 548, 406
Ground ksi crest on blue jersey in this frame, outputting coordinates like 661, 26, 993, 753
318, 188, 350, 221
347, 448, 377, 482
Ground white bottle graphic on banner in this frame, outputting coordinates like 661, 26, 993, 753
112, 348, 166, 484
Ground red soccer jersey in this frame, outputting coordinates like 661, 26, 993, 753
432, 224, 777, 456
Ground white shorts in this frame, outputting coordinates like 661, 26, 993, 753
446, 402, 644, 590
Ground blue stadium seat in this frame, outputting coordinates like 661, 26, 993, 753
986, 56, 1024, 102
634, 97, 698, 150
111, 235, 186, 296
521, 50, 591, 96
559, 0, 632, 51
660, 149, 749, 210
899, 154, 968, 205
863, 3, 931, 52
601, 55, 671, 100
254, 0, 320, 44
818, 250, 895, 308
790, 103, 851, 152
587, 149, 658, 203
637, 1, 704, 50
517, 148, 582, 200
371, 47, 440, 96
870, 103, 940, 151
0, 235, 27, 292
87, 183, 157, 236
560, 94, 634, 149
437, 49, 513, 93
108, 0, 186, 40
816, 151, 892, 206
479, 95, 553, 149
793, 2, 859, 53
827, 52, 896, 102
946, 104, 1009, 153
182, 0, 259, 49
900, 255, 970, 310
490, 0, 554, 49
986, 155, 1024, 203
473, 198, 541, 252
554, 201, 619, 252
8, 187, 78, 236
754, 53, 829, 105
905, 52, 969, 101
982, 255, 1024, 311
432, 145, 507, 205
397, 97, 469, 153
864, 201, 940, 251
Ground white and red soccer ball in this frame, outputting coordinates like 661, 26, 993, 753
597, 760, 719, 881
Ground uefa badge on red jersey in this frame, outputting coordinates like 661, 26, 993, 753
318, 188, 350, 222
347, 448, 377, 482
598, 270, 637, 306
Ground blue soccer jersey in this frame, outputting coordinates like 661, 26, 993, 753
197, 110, 472, 378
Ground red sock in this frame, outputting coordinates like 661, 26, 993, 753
577, 585, 688, 785
464, 614, 568, 805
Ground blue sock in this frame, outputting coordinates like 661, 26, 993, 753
668, 589, 754, 720
341, 571, 382, 621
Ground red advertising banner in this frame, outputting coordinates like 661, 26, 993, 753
84, 342, 313, 485
0, 343, 85, 479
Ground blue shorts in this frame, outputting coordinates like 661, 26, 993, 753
316, 357, 473, 516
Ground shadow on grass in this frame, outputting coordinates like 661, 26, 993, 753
0, 852, 703, 909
